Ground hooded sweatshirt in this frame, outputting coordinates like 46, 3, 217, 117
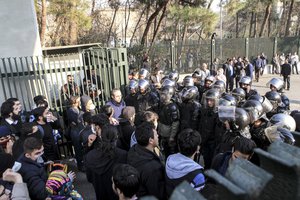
165, 153, 205, 196
85, 147, 127, 200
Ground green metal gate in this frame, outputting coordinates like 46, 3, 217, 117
0, 47, 129, 112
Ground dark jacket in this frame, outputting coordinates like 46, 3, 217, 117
34, 122, 60, 161
117, 119, 135, 151
211, 152, 232, 176
245, 63, 254, 79
17, 154, 48, 200
127, 144, 166, 200
0, 119, 22, 137
281, 63, 292, 76
165, 153, 205, 197
85, 147, 127, 200
79, 125, 94, 154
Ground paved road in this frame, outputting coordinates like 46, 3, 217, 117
251, 73, 300, 110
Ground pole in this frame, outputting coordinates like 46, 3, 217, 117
220, 0, 223, 61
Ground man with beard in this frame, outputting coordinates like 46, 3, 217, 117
0, 98, 23, 137
158, 85, 180, 158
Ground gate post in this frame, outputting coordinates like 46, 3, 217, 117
170, 40, 175, 71
211, 33, 216, 70
245, 38, 249, 59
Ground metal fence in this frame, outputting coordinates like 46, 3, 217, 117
0, 47, 129, 112
128, 36, 300, 73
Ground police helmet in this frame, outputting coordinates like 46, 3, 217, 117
139, 68, 149, 79
138, 79, 150, 91
129, 80, 139, 91
265, 91, 282, 109
239, 76, 252, 86
234, 107, 251, 130
160, 85, 175, 97
205, 75, 215, 83
212, 80, 226, 94
169, 71, 179, 82
183, 75, 194, 87
266, 78, 284, 91
242, 100, 264, 123
269, 113, 296, 132
231, 88, 246, 103
161, 78, 175, 88
248, 94, 273, 114
181, 86, 199, 101
219, 94, 237, 106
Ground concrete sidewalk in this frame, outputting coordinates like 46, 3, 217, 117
251, 74, 300, 110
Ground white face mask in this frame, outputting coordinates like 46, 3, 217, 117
88, 103, 96, 111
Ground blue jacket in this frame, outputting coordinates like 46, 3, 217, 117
245, 63, 254, 79
165, 153, 205, 196
106, 99, 126, 119
17, 154, 48, 200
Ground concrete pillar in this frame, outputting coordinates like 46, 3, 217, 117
0, 0, 42, 57
0, 0, 42, 109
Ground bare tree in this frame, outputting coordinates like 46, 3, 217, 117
107, 0, 120, 46
285, 0, 295, 36
259, 2, 272, 37
140, 0, 170, 46
40, 0, 47, 47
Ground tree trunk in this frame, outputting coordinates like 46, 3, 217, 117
124, 0, 131, 45
68, 1, 78, 45
254, 13, 258, 38
285, 0, 294, 36
249, 12, 254, 37
268, 13, 271, 37
140, 0, 169, 46
129, 6, 146, 47
40, 0, 47, 47
51, 17, 63, 46
149, 5, 167, 50
69, 20, 77, 45
207, 0, 214, 9
279, 0, 287, 36
259, 3, 272, 37
107, 8, 118, 46
91, 0, 96, 14
236, 12, 239, 38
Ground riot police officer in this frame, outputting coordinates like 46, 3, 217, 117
199, 88, 222, 169
239, 76, 258, 99
158, 85, 180, 158
124, 79, 139, 107
179, 86, 201, 131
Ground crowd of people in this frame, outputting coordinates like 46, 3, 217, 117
0, 53, 300, 200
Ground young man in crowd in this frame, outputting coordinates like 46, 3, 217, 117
127, 122, 165, 199
211, 136, 257, 176
0, 98, 23, 137
31, 106, 60, 161
17, 137, 48, 200
112, 164, 140, 200
165, 128, 205, 197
